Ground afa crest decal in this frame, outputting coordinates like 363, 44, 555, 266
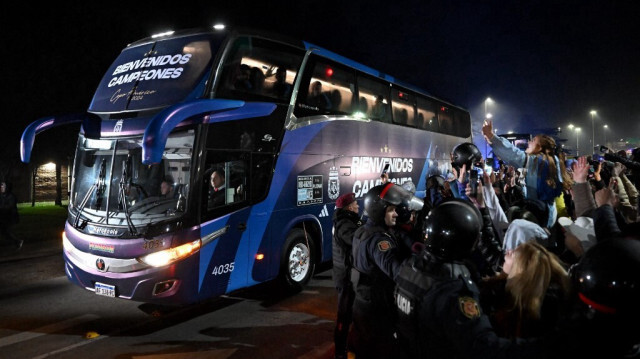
328, 166, 339, 200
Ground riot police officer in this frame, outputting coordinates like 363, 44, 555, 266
351, 182, 414, 358
394, 199, 547, 358
331, 192, 362, 359
559, 237, 640, 358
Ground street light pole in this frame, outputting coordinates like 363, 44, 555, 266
603, 124, 608, 148
576, 127, 581, 156
590, 110, 596, 154
484, 97, 492, 157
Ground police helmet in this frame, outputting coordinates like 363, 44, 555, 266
426, 175, 445, 190
401, 180, 416, 194
569, 237, 640, 348
451, 142, 483, 168
364, 183, 412, 224
423, 198, 482, 261
396, 195, 424, 224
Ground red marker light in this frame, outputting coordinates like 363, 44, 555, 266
398, 92, 404, 98
325, 67, 334, 77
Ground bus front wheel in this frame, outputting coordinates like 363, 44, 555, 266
279, 228, 315, 292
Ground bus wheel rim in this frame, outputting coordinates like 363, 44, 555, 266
288, 242, 310, 282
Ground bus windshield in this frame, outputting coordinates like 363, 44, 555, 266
71, 129, 195, 227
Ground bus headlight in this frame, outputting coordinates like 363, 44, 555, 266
137, 239, 201, 267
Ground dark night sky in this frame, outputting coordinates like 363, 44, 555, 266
3, 1, 640, 165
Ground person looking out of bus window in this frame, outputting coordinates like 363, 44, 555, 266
234, 64, 252, 91
249, 67, 265, 94
209, 168, 226, 207
307, 81, 332, 110
159, 175, 174, 199
371, 95, 387, 120
482, 119, 572, 228
271, 66, 291, 99
332, 192, 362, 359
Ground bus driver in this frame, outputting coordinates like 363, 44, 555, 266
209, 168, 226, 207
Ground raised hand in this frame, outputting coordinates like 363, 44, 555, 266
482, 119, 494, 142
572, 156, 589, 183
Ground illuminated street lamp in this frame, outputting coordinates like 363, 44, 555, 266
603, 124, 608, 148
590, 110, 597, 154
485, 97, 493, 117
568, 124, 581, 156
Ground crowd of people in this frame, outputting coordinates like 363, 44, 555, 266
330, 120, 640, 358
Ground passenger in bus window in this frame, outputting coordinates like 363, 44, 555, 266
234, 64, 253, 91
371, 95, 387, 119
359, 96, 368, 113
330, 89, 342, 110
270, 66, 292, 98
159, 176, 174, 199
209, 168, 226, 207
249, 67, 265, 94
307, 81, 332, 110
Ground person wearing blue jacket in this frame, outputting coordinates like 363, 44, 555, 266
482, 119, 572, 228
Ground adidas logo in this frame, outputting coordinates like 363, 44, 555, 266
319, 204, 329, 218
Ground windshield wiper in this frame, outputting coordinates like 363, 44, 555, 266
73, 159, 107, 229
117, 155, 138, 236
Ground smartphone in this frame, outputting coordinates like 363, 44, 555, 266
381, 163, 390, 176
469, 169, 479, 197
472, 166, 485, 185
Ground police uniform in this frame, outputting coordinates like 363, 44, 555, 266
392, 197, 550, 359
331, 195, 362, 358
350, 219, 406, 358
394, 251, 546, 359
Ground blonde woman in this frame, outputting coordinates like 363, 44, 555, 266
485, 241, 570, 339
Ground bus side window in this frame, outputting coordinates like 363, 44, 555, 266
294, 56, 355, 117
215, 36, 303, 103
391, 88, 415, 126
438, 104, 453, 135
453, 109, 472, 138
202, 153, 249, 215
417, 97, 437, 132
356, 74, 390, 122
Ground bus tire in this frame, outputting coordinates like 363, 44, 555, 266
279, 228, 315, 292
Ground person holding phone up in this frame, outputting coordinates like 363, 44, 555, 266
482, 120, 572, 228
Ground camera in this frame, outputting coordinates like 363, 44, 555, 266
600, 145, 609, 153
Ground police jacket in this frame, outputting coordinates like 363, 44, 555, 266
473, 207, 504, 276
394, 251, 544, 359
332, 208, 362, 287
352, 219, 405, 310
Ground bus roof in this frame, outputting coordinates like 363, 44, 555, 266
124, 26, 468, 112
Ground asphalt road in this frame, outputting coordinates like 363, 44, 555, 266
0, 249, 339, 359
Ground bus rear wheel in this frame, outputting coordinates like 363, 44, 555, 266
279, 228, 315, 292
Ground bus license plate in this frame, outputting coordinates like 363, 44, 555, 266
95, 282, 115, 297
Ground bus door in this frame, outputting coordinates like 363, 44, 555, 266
199, 153, 252, 295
